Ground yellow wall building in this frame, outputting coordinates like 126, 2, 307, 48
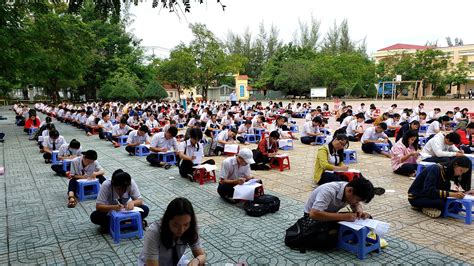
234, 74, 250, 101
373, 43, 474, 97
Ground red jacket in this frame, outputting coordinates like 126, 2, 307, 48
257, 136, 278, 156
24, 117, 40, 129
455, 129, 471, 145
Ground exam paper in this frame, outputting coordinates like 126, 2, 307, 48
339, 218, 390, 237
193, 164, 218, 172
233, 182, 262, 201
224, 144, 239, 154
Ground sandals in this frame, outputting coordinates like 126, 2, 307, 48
67, 196, 77, 208
374, 187, 385, 196
164, 164, 172, 170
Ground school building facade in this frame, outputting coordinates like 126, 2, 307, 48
373, 43, 474, 98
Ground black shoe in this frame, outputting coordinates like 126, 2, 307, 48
187, 174, 194, 182
142, 219, 148, 229
374, 187, 385, 196
164, 164, 172, 170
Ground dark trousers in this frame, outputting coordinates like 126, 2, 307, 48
217, 183, 236, 202
422, 156, 452, 163
68, 175, 106, 194
385, 130, 395, 138
361, 141, 392, 154
318, 172, 343, 185
364, 119, 373, 124
237, 136, 245, 144
460, 145, 472, 154
43, 152, 52, 160
98, 128, 105, 139
347, 135, 360, 142
301, 136, 316, 144
394, 163, 418, 176
52, 163, 70, 175
90, 204, 149, 231
179, 159, 215, 178
214, 146, 225, 155
125, 146, 136, 154
409, 197, 445, 210
146, 153, 167, 167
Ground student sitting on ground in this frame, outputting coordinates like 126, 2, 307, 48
98, 112, 113, 140
125, 125, 151, 155
66, 150, 106, 208
138, 197, 205, 266
373, 112, 389, 126
395, 120, 420, 142
390, 130, 420, 177
127, 113, 141, 129
145, 115, 160, 133
426, 115, 450, 139
42, 129, 67, 163
236, 120, 254, 145
38, 123, 55, 151
251, 131, 280, 171
177, 128, 215, 180
364, 105, 377, 124
217, 148, 256, 203
454, 122, 474, 154
287, 177, 375, 250
51, 139, 82, 176
146, 126, 179, 169
214, 128, 238, 155
110, 118, 132, 147
384, 113, 401, 137
24, 111, 40, 133
204, 114, 221, 138
420, 132, 463, 163
345, 113, 364, 142
427, 108, 442, 123
269, 116, 295, 139
408, 156, 472, 218
312, 134, 349, 186
361, 122, 392, 158
300, 117, 324, 145
90, 169, 149, 231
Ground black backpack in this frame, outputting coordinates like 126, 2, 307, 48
244, 194, 280, 217
284, 217, 338, 252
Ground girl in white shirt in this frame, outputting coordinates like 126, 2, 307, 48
177, 128, 215, 180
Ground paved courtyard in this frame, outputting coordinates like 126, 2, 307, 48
0, 100, 473, 264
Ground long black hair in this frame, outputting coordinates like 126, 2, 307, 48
401, 130, 420, 150
441, 156, 472, 191
160, 197, 199, 249
328, 134, 349, 165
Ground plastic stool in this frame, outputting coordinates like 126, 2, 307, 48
416, 161, 435, 177
135, 145, 150, 157
118, 135, 128, 146
419, 124, 429, 133
193, 168, 217, 185
343, 150, 358, 164
254, 128, 265, 141
269, 155, 290, 171
315, 135, 326, 145
51, 150, 61, 165
290, 125, 299, 133
90, 126, 100, 135
244, 134, 258, 143
374, 143, 389, 152
338, 224, 381, 259
28, 127, 37, 136
62, 159, 72, 172
109, 210, 143, 244
418, 136, 427, 147
443, 198, 473, 224
279, 139, 294, 150
158, 152, 177, 165
177, 123, 185, 129
320, 128, 331, 136
76, 179, 100, 201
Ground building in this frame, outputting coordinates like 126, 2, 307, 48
207, 84, 234, 101
163, 84, 180, 101
373, 43, 474, 97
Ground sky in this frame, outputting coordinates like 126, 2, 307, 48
127, 0, 474, 58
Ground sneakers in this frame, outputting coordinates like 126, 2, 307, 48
187, 173, 194, 182
422, 208, 442, 218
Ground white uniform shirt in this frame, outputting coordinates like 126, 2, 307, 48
219, 156, 251, 180
301, 121, 320, 137
420, 133, 459, 160
150, 132, 178, 153
98, 120, 113, 132
43, 136, 67, 151
126, 130, 150, 145
178, 140, 204, 165
361, 127, 388, 143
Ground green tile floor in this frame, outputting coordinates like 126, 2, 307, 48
0, 107, 469, 264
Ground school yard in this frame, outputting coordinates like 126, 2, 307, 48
0, 100, 473, 264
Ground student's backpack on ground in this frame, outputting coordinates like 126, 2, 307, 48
284, 217, 338, 252
244, 194, 280, 217
203, 137, 217, 156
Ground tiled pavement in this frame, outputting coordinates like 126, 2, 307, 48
0, 103, 472, 265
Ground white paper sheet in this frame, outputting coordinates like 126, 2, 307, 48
233, 182, 262, 201
77, 178, 98, 183
119, 206, 144, 213
193, 164, 218, 172
271, 153, 288, 158
224, 144, 239, 154
448, 195, 474, 201
339, 218, 390, 237
278, 139, 292, 147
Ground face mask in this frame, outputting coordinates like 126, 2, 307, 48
69, 149, 78, 154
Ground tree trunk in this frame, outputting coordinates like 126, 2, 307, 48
22, 88, 29, 100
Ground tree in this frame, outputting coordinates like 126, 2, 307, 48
332, 87, 346, 97
274, 59, 313, 96
107, 75, 140, 101
366, 84, 377, 98
350, 83, 366, 97
292, 15, 320, 51
143, 79, 168, 100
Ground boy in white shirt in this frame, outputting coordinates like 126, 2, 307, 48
360, 123, 391, 157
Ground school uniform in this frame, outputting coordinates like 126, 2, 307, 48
68, 156, 106, 198
51, 144, 82, 175
205, 120, 221, 137
408, 164, 452, 210
90, 179, 149, 231
217, 156, 252, 200
98, 119, 113, 139
420, 133, 459, 163
346, 119, 362, 141
214, 130, 234, 155
301, 121, 320, 144
361, 127, 392, 154
236, 124, 254, 144
178, 140, 215, 178
125, 130, 150, 154
146, 132, 179, 167
42, 136, 67, 160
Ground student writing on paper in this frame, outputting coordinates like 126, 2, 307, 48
361, 122, 392, 158
408, 156, 472, 218
300, 116, 324, 145
218, 148, 258, 204
66, 150, 106, 208
138, 198, 205, 266
125, 125, 151, 155
51, 139, 82, 176
177, 128, 215, 181
91, 169, 149, 232
285, 178, 375, 250
251, 131, 280, 171
109, 118, 132, 148
214, 128, 238, 155
390, 130, 420, 177
420, 132, 463, 163
454, 122, 474, 154
313, 134, 349, 186
42, 129, 67, 163
146, 126, 179, 169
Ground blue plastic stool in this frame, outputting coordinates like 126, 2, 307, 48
51, 150, 62, 165
118, 135, 128, 146
212, 130, 222, 138
416, 161, 435, 177
315, 135, 326, 145
135, 145, 150, 157
279, 139, 294, 150
158, 152, 177, 165
443, 198, 473, 224
254, 128, 265, 141
343, 149, 358, 164
244, 134, 257, 143
28, 127, 37, 136
320, 128, 331, 136
374, 143, 390, 152
109, 210, 144, 244
290, 125, 299, 133
62, 159, 72, 172
76, 179, 100, 201
419, 124, 429, 133
418, 136, 427, 147
177, 123, 185, 129
338, 224, 381, 259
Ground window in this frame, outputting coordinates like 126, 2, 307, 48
469, 62, 474, 70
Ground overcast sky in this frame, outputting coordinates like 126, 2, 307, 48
127, 0, 474, 58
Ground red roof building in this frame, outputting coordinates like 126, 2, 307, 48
377, 43, 431, 52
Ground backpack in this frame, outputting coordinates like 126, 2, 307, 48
203, 137, 217, 157
244, 194, 280, 217
284, 216, 338, 252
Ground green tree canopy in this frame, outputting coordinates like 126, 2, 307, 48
143, 79, 168, 100
350, 83, 366, 97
